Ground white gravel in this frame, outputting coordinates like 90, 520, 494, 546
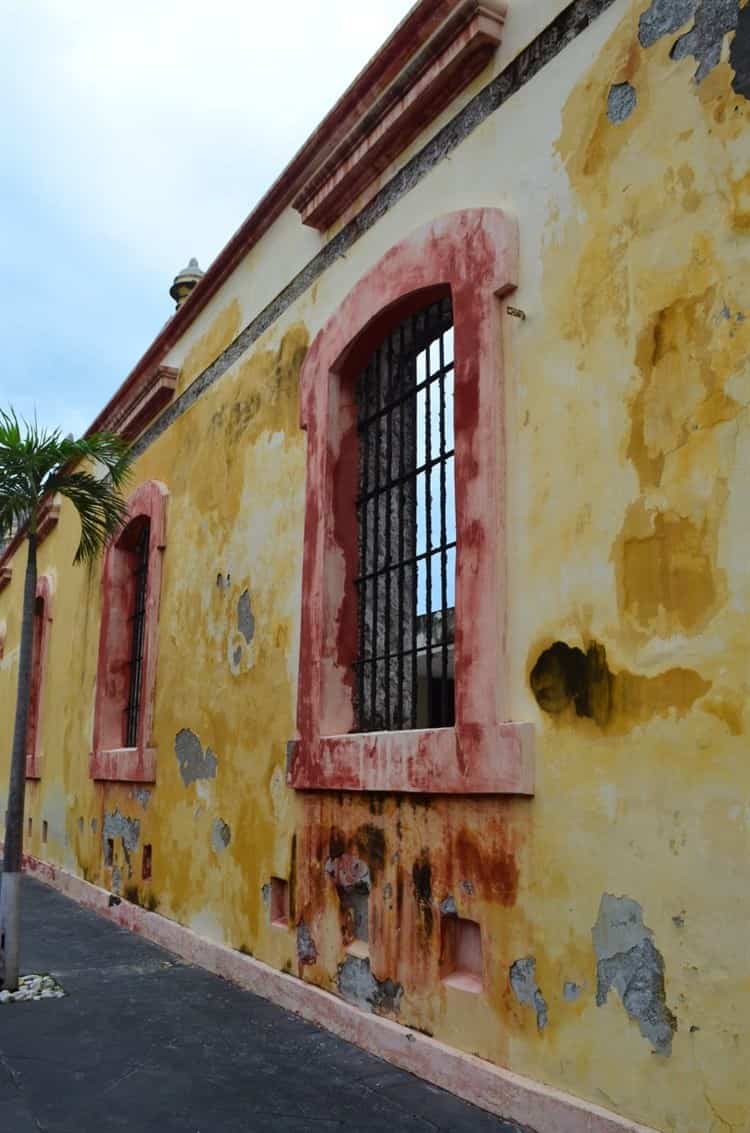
0, 973, 65, 1003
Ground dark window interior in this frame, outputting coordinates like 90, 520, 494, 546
354, 295, 456, 732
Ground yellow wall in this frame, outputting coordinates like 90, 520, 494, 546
1, 3, 748, 1131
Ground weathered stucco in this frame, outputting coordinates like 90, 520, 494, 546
1, 3, 749, 1131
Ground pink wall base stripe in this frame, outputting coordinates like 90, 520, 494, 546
22, 855, 657, 1133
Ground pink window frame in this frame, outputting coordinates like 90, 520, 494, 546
90, 480, 168, 784
26, 574, 54, 781
289, 208, 533, 794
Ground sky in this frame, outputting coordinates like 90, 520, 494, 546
0, 0, 414, 437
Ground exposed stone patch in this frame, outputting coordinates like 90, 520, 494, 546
326, 854, 371, 944
510, 956, 549, 1031
671, 0, 739, 81
336, 955, 403, 1015
459, 879, 475, 896
237, 589, 255, 644
103, 809, 140, 855
440, 895, 458, 916
639, 0, 740, 82
607, 81, 637, 122
77, 816, 84, 834
639, 0, 698, 47
261, 883, 271, 907
296, 921, 317, 966
174, 729, 218, 787
593, 894, 677, 1055
211, 818, 231, 853
132, 787, 151, 810
564, 980, 583, 1002
325, 853, 370, 890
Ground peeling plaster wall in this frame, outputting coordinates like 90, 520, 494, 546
1, 3, 749, 1131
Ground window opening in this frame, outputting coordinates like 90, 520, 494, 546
355, 295, 455, 732
26, 595, 45, 759
125, 520, 150, 747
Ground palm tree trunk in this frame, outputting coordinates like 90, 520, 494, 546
1, 532, 37, 991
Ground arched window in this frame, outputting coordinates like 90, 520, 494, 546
26, 575, 53, 780
90, 481, 168, 783
289, 209, 533, 795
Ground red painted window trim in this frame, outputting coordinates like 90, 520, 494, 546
289, 208, 533, 794
26, 575, 54, 781
90, 480, 169, 784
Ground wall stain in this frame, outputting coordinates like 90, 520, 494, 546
412, 849, 434, 940
180, 299, 241, 393
454, 829, 518, 906
530, 640, 711, 732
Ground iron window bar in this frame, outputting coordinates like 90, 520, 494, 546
354, 296, 455, 733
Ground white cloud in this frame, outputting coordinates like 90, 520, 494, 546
3, 0, 414, 279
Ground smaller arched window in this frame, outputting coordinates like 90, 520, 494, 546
90, 481, 168, 783
26, 575, 53, 780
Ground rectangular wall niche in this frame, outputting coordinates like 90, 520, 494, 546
270, 877, 289, 928
440, 915, 483, 993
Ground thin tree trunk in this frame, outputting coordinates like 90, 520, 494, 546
1, 531, 37, 991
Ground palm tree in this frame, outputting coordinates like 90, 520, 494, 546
0, 409, 133, 990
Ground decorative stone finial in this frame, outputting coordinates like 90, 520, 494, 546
169, 257, 204, 309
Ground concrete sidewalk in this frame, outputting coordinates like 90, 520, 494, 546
0, 877, 528, 1132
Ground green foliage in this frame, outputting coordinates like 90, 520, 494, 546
0, 408, 133, 563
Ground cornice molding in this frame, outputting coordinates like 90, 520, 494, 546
294, 1, 506, 230
88, 365, 179, 442
79, 3, 504, 444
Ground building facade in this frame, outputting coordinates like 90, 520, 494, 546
1, 2, 749, 1130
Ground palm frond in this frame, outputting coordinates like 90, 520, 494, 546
51, 471, 130, 563
0, 407, 134, 562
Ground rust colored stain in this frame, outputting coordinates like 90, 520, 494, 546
412, 848, 434, 940
454, 829, 518, 907
354, 824, 386, 881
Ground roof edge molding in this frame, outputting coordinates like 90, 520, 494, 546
81, 2, 506, 447
294, 0, 507, 231
88, 365, 179, 442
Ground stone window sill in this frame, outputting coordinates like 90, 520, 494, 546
89, 747, 156, 784
288, 723, 533, 795
25, 754, 42, 781
442, 971, 483, 994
